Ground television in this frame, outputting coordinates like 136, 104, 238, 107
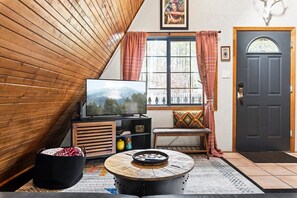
86, 79, 147, 116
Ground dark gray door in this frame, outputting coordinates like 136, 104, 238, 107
236, 31, 291, 151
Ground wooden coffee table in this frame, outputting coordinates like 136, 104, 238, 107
104, 149, 194, 196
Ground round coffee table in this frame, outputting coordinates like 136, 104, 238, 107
104, 149, 194, 196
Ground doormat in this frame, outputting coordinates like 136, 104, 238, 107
17, 155, 263, 194
239, 151, 297, 163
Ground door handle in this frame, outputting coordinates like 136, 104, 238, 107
237, 82, 244, 105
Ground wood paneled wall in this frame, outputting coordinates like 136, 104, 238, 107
0, 0, 144, 186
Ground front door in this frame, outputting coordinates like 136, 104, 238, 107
236, 31, 291, 151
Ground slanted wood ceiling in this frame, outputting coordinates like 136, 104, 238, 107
0, 0, 144, 186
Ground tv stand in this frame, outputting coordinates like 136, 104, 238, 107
72, 120, 116, 158
116, 116, 151, 151
71, 116, 151, 157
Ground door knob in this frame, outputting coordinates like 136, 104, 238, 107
237, 82, 244, 105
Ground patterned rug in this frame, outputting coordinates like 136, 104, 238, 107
17, 155, 263, 194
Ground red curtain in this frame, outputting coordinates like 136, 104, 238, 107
121, 32, 147, 80
196, 31, 222, 157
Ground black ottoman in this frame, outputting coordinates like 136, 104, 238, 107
33, 147, 86, 189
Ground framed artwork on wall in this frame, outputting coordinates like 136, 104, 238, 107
221, 46, 230, 61
160, 0, 189, 30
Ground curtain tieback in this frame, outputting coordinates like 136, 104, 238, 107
206, 99, 214, 111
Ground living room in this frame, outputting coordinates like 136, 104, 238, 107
1, 0, 297, 197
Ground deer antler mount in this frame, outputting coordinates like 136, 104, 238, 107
253, 0, 287, 26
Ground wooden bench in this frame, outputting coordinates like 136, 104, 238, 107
153, 127, 211, 159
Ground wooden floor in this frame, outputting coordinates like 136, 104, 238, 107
224, 152, 297, 191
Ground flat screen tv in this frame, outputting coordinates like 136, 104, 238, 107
86, 79, 147, 116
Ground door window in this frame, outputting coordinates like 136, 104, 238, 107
247, 37, 280, 53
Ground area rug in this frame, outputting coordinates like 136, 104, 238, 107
239, 151, 297, 163
17, 155, 263, 194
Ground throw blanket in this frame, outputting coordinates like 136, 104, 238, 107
41, 147, 84, 157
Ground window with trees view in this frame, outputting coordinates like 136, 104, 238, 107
139, 37, 203, 106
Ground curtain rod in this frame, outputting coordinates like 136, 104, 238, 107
146, 31, 221, 34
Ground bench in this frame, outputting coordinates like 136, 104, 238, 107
153, 127, 211, 159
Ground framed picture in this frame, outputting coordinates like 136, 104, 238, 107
160, 0, 189, 30
221, 46, 230, 61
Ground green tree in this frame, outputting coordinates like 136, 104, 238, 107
131, 93, 146, 112
87, 101, 101, 115
103, 98, 118, 114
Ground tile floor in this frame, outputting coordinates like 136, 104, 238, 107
224, 152, 297, 190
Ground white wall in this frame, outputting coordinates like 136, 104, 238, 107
103, 0, 297, 151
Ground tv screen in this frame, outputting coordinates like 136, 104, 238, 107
86, 79, 147, 116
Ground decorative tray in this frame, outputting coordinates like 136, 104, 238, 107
132, 150, 169, 165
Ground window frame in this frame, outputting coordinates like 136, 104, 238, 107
143, 36, 201, 107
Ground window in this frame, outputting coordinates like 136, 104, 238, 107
140, 37, 203, 106
247, 37, 280, 53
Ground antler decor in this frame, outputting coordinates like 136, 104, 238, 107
252, 0, 287, 26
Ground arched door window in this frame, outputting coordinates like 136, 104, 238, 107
247, 37, 280, 53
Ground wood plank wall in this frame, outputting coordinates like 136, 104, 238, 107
0, 0, 144, 186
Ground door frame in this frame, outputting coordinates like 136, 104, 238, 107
232, 27, 296, 152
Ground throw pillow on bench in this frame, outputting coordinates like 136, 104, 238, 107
173, 110, 205, 128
